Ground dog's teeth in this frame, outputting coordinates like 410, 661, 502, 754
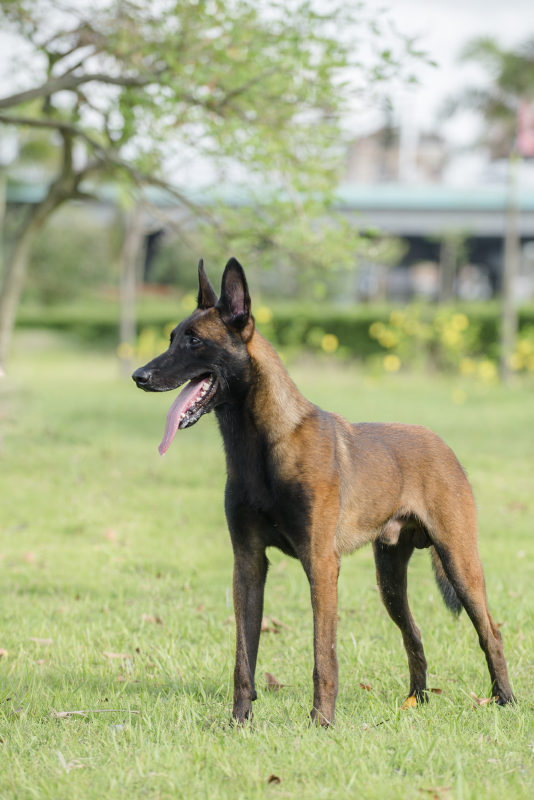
202, 381, 210, 389
180, 413, 185, 419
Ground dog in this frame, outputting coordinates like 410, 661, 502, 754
132, 257, 513, 725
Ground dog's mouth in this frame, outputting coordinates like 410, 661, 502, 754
158, 373, 218, 455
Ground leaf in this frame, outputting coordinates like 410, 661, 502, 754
103, 651, 132, 660
0, 649, 8, 658
270, 616, 290, 630
141, 614, 164, 625
23, 552, 36, 564
36, 659, 46, 666
401, 695, 417, 709
359, 683, 372, 691
51, 709, 140, 718
265, 672, 285, 692
267, 774, 281, 785
418, 787, 452, 799
471, 692, 495, 707
105, 529, 117, 541
29, 637, 52, 646
430, 688, 443, 695
261, 617, 280, 633
51, 710, 88, 718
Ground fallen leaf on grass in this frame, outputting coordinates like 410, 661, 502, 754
430, 688, 443, 695
265, 673, 285, 692
51, 709, 140, 718
261, 617, 280, 633
29, 638, 52, 646
51, 710, 88, 718
141, 614, 164, 626
23, 552, 36, 564
36, 659, 46, 666
359, 683, 372, 691
103, 651, 132, 660
270, 616, 290, 630
116, 676, 140, 683
57, 751, 85, 774
0, 649, 8, 658
223, 615, 235, 625
196, 604, 205, 612
105, 529, 117, 541
418, 787, 451, 799
508, 591, 520, 598
471, 692, 495, 707
507, 502, 527, 512
401, 696, 417, 709
267, 775, 281, 785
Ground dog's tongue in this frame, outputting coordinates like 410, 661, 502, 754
158, 377, 206, 455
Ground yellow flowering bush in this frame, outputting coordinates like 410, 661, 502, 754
509, 327, 534, 373
368, 307, 501, 379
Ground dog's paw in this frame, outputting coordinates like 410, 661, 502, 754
310, 707, 334, 727
232, 701, 253, 725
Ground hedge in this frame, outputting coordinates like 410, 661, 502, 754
15, 296, 534, 361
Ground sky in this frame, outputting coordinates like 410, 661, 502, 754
361, 0, 533, 142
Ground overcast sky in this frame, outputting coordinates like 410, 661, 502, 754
363, 0, 534, 143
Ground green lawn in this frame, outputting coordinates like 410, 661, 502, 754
1, 332, 533, 800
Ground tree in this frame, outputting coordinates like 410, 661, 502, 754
0, 0, 418, 368
445, 37, 534, 381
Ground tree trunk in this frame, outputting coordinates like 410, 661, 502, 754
0, 131, 79, 369
439, 235, 458, 303
118, 203, 144, 377
500, 152, 521, 384
0, 210, 43, 367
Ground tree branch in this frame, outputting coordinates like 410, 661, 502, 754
0, 112, 221, 226
0, 69, 165, 110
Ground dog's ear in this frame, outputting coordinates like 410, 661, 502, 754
216, 257, 254, 340
197, 259, 218, 309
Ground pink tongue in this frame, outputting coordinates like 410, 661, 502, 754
158, 377, 206, 455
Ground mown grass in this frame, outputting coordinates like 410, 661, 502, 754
1, 332, 533, 800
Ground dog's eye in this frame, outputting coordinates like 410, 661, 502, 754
185, 330, 202, 347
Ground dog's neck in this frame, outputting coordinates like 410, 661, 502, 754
246, 332, 313, 440
216, 331, 313, 448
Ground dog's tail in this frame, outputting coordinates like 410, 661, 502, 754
430, 546, 463, 616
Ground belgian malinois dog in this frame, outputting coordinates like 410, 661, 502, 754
132, 258, 513, 725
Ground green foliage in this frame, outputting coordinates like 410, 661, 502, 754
0, 344, 533, 798
23, 208, 118, 304
0, 0, 424, 273
15, 297, 534, 367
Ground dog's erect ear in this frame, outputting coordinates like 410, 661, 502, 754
197, 259, 218, 309
216, 257, 254, 340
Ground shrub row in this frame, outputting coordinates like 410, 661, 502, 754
16, 296, 534, 363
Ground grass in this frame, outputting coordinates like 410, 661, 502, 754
1, 331, 534, 800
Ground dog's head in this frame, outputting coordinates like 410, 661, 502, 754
132, 257, 255, 453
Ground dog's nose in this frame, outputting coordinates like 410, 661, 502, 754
132, 366, 152, 388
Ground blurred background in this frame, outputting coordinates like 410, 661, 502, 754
0, 0, 534, 382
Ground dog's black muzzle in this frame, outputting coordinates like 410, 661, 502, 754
132, 366, 154, 391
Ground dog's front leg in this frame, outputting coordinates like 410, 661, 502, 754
231, 538, 268, 723
306, 550, 340, 726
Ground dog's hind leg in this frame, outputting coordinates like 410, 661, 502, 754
230, 525, 269, 723
373, 537, 428, 702
432, 534, 514, 704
